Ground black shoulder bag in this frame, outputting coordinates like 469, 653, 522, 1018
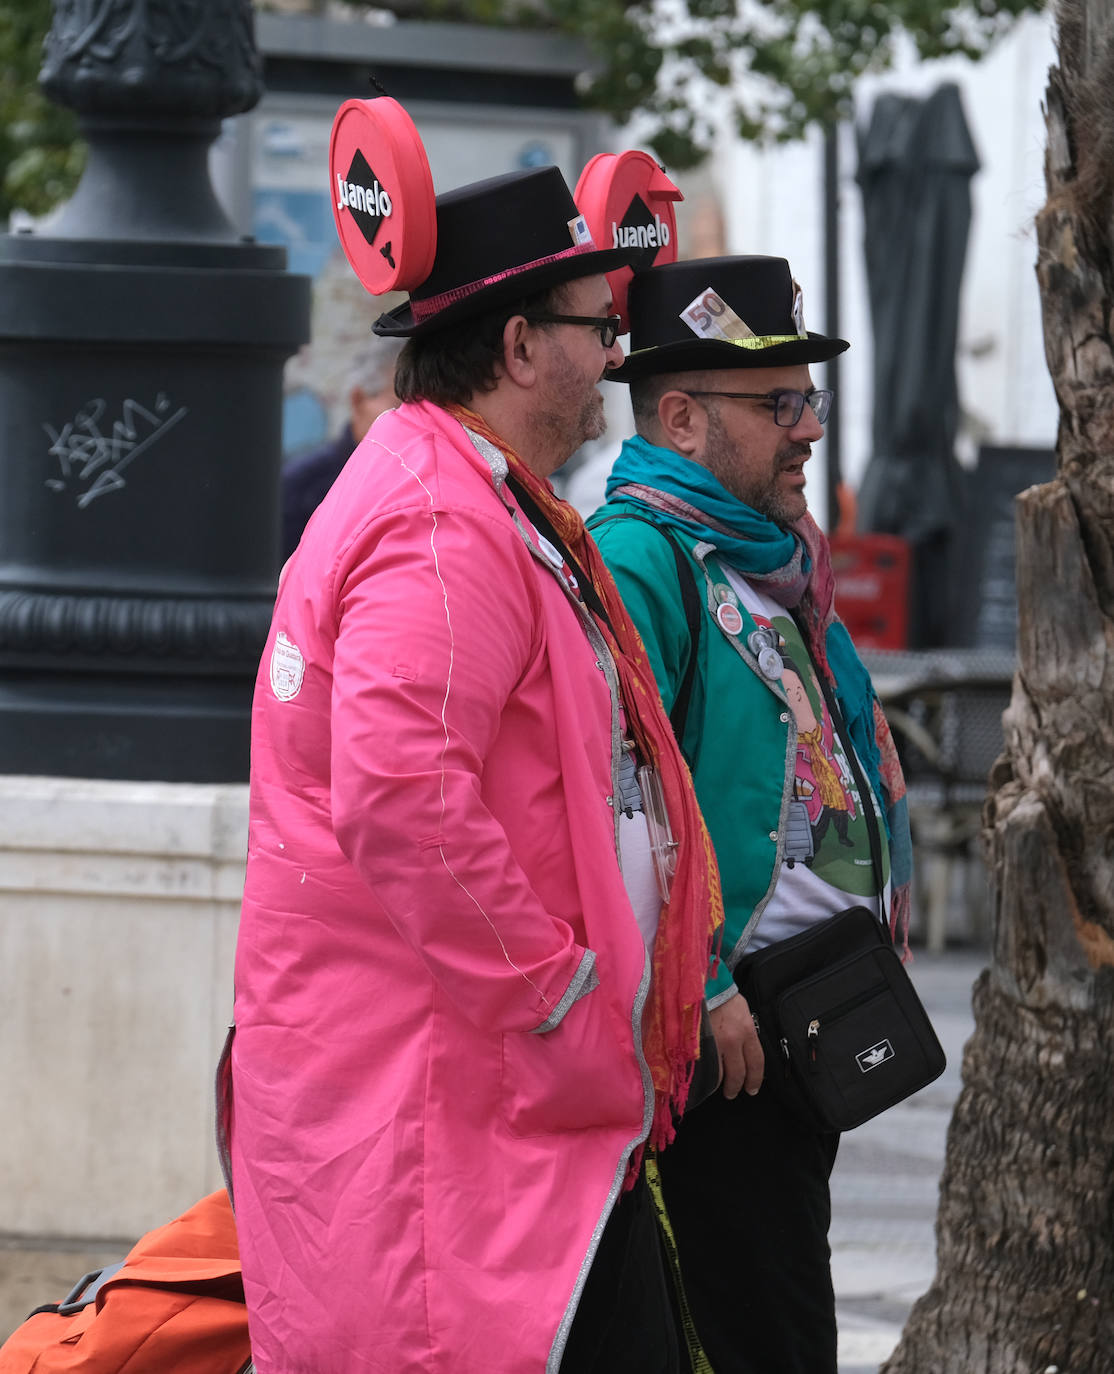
735, 648, 945, 1133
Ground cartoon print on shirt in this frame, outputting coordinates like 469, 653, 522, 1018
780, 652, 856, 849
751, 613, 880, 892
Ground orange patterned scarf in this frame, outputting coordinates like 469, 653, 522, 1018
448, 405, 724, 1158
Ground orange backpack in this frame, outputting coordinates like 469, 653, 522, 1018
0, 1191, 251, 1374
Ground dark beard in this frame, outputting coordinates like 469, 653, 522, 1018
702, 407, 809, 527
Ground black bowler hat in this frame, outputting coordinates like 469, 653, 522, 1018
372, 165, 638, 338
611, 255, 849, 381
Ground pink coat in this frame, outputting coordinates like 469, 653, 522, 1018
230, 401, 652, 1373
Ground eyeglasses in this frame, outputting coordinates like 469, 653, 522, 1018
682, 388, 833, 428
523, 313, 623, 349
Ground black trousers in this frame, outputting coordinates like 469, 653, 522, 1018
656, 1082, 840, 1374
560, 1168, 683, 1374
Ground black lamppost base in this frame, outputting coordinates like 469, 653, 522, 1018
0, 2, 310, 783
0, 672, 255, 783
0, 241, 309, 782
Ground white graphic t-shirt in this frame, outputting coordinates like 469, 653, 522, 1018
724, 572, 890, 950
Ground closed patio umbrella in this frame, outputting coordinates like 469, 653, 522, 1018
855, 82, 979, 647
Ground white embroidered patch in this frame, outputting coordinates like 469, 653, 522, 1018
270, 631, 305, 701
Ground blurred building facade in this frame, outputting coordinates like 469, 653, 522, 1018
675, 10, 1058, 534
212, 11, 611, 464
226, 6, 1058, 538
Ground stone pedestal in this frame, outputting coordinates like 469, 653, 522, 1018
0, 776, 246, 1240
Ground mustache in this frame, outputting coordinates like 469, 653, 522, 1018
779, 444, 811, 465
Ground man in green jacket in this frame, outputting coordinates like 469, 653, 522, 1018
590, 255, 913, 1374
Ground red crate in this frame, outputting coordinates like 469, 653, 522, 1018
829, 534, 911, 650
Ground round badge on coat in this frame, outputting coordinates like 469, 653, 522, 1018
758, 646, 785, 680
716, 602, 744, 636
573, 149, 682, 331
329, 97, 437, 294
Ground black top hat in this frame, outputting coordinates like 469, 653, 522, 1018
372, 166, 638, 338
611, 255, 849, 381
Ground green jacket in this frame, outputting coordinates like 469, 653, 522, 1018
592, 497, 808, 1006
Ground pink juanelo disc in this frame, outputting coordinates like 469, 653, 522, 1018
329, 97, 437, 295
574, 150, 683, 330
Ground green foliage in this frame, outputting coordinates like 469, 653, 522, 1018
0, 0, 83, 223
330, 0, 1042, 167
4, 0, 1042, 213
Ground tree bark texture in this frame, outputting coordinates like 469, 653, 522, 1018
883, 1, 1114, 1369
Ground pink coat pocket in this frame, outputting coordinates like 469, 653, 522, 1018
500, 991, 646, 1138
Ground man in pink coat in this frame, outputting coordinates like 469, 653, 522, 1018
228, 164, 722, 1373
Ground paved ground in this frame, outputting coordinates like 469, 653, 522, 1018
0, 1234, 126, 1344
0, 949, 986, 1364
833, 948, 984, 1374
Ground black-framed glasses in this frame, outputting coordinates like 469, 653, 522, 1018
523, 312, 623, 349
682, 387, 833, 428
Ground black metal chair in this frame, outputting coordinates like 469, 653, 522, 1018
860, 649, 1015, 950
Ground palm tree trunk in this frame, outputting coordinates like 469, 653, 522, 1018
883, 0, 1114, 1368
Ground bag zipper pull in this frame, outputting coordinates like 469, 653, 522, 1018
807, 1018, 820, 1070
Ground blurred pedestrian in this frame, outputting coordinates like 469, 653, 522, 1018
280, 336, 403, 560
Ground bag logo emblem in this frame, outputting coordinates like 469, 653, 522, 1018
856, 1039, 894, 1073
270, 631, 305, 702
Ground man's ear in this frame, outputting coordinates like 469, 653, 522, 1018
657, 389, 705, 457
500, 315, 538, 389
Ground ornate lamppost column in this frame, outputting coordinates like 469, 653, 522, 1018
0, 0, 310, 781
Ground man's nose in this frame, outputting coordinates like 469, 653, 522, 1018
793, 403, 824, 444
604, 335, 626, 370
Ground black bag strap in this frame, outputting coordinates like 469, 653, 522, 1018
590, 513, 703, 759
505, 473, 616, 638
